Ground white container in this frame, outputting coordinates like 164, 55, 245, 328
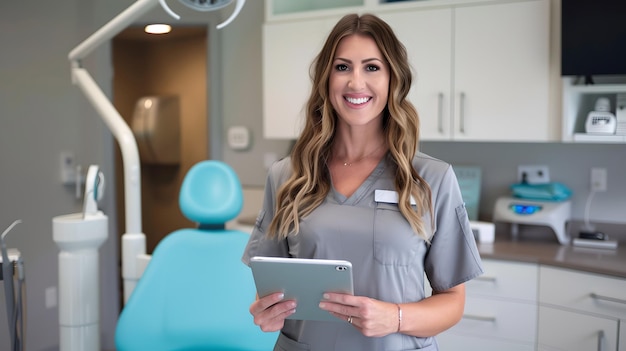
53, 212, 108, 351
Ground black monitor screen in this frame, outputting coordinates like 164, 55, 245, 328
561, 0, 626, 78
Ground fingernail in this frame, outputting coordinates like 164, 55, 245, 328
278, 293, 285, 300
323, 293, 329, 299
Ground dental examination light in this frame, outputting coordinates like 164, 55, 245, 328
1, 220, 25, 351
53, 165, 108, 351
160, 0, 246, 29
68, 0, 245, 304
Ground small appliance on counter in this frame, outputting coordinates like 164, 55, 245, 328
493, 197, 571, 245
585, 97, 617, 135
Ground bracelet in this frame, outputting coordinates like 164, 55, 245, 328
396, 304, 402, 333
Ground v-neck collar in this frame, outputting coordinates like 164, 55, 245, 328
330, 154, 387, 205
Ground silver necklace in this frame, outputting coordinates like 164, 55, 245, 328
341, 142, 385, 166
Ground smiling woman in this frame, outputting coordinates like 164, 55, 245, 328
242, 13, 483, 351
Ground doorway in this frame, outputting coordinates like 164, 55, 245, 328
112, 26, 210, 254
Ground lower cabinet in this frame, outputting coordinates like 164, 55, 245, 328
538, 266, 626, 351
434, 259, 538, 350
537, 307, 617, 351
430, 260, 626, 350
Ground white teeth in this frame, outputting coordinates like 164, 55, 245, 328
345, 97, 370, 105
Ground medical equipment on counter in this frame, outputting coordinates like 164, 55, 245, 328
53, 165, 108, 351
1, 220, 25, 351
585, 97, 617, 134
470, 221, 495, 244
493, 197, 571, 245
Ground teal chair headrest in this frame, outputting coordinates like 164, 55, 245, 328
179, 160, 243, 226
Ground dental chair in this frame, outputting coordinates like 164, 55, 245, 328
115, 160, 278, 351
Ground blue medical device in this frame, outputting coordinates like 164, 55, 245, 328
493, 197, 571, 245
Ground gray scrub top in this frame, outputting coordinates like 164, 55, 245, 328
242, 152, 484, 351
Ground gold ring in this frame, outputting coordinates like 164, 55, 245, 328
347, 316, 353, 324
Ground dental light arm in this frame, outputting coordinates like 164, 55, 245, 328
68, 0, 245, 302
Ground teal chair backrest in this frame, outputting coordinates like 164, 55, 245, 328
115, 160, 278, 351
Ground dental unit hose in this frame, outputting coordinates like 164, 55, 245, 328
1, 219, 25, 351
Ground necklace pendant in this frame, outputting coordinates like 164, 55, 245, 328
343, 162, 350, 166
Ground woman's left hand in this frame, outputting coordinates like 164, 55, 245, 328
319, 293, 399, 337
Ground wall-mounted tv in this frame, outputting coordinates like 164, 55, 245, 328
561, 0, 626, 82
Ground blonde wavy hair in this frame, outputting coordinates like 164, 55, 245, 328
268, 13, 433, 241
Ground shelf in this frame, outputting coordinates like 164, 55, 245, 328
573, 133, 626, 143
561, 77, 626, 143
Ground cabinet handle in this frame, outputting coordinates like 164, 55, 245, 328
459, 92, 466, 134
597, 330, 605, 351
462, 314, 496, 322
591, 293, 626, 305
437, 93, 444, 133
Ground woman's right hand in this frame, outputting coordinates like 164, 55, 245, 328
250, 292, 297, 332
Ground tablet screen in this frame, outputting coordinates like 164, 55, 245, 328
249, 256, 354, 322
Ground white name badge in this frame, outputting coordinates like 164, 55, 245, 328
375, 190, 416, 205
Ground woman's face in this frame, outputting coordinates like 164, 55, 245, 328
329, 34, 390, 129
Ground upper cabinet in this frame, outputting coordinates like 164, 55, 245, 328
263, 0, 554, 141
263, 17, 340, 139
267, 0, 364, 18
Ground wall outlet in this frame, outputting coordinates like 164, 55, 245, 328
517, 165, 550, 184
590, 167, 607, 192
45, 286, 57, 309
60, 152, 76, 185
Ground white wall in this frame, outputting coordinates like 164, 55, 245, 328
0, 0, 127, 350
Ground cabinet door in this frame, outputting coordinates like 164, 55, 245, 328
453, 0, 551, 141
538, 307, 618, 351
437, 333, 535, 351
539, 266, 626, 320
379, 9, 453, 141
263, 17, 339, 139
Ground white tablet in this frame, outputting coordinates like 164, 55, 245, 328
249, 256, 354, 322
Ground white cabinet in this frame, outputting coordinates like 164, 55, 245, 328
262, 17, 340, 139
561, 77, 626, 143
377, 9, 452, 141
262, 0, 553, 140
435, 259, 538, 351
538, 266, 626, 351
267, 0, 363, 18
381, 0, 551, 141
538, 307, 617, 351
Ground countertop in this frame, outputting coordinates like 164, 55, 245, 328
477, 239, 626, 279
233, 217, 626, 279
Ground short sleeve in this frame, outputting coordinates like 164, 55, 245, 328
424, 165, 484, 292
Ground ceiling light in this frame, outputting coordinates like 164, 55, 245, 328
144, 24, 171, 34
